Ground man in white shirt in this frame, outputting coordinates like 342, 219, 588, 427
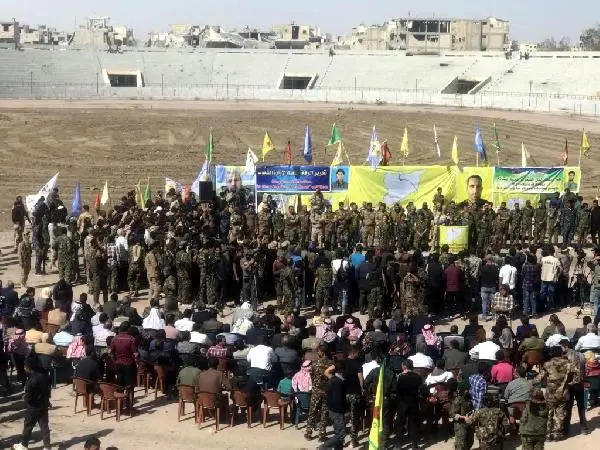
540, 246, 561, 310
469, 339, 500, 363
575, 324, 600, 351
93, 322, 116, 348
362, 359, 380, 379
247, 343, 277, 371
408, 352, 434, 369
190, 330, 210, 345
174, 309, 195, 332
545, 333, 568, 348
499, 257, 517, 292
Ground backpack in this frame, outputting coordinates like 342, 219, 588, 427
336, 260, 351, 283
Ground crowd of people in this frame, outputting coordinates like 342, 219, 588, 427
2, 177, 600, 449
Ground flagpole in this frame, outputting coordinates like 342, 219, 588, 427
476, 153, 479, 168
579, 129, 584, 168
496, 150, 499, 167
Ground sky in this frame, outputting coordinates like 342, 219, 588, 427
3, 0, 599, 44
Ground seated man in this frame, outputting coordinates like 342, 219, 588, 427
490, 350, 515, 392
469, 335, 500, 367
503, 365, 532, 419
174, 309, 195, 332
518, 328, 545, 354
443, 325, 465, 351
425, 359, 454, 386
177, 352, 204, 386
575, 324, 600, 352
442, 339, 468, 371
515, 316, 537, 344
75, 345, 103, 383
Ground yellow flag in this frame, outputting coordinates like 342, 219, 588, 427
400, 127, 409, 157
582, 129, 591, 157
135, 180, 144, 207
100, 181, 110, 206
331, 141, 343, 166
451, 135, 459, 165
521, 142, 531, 167
261, 131, 275, 161
368, 360, 385, 449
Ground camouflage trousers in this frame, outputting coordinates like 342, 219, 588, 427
521, 435, 545, 450
20, 264, 31, 288
177, 278, 193, 304
363, 226, 375, 246
346, 393, 362, 445
454, 423, 474, 450
311, 228, 323, 247
58, 259, 76, 283
314, 286, 330, 312
533, 226, 546, 245
13, 223, 23, 252
478, 443, 502, 450
305, 390, 327, 439
281, 290, 293, 314
368, 287, 383, 319
127, 265, 143, 295
547, 401, 566, 439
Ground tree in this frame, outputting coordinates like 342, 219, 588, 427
537, 37, 558, 50
557, 36, 571, 50
580, 24, 600, 50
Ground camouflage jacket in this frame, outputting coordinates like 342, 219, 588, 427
471, 407, 506, 445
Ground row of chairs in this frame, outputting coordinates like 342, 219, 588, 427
177, 387, 311, 432
73, 378, 134, 421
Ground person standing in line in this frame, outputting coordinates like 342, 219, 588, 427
12, 357, 52, 450
540, 245, 561, 312
319, 360, 347, 450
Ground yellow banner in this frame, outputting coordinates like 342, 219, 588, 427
439, 226, 469, 254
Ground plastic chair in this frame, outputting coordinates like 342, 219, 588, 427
262, 390, 290, 429
196, 392, 221, 431
136, 361, 151, 396
98, 382, 133, 421
230, 390, 254, 427
217, 358, 231, 374
73, 377, 95, 415
46, 323, 60, 336
153, 365, 167, 399
293, 392, 311, 429
178, 385, 197, 421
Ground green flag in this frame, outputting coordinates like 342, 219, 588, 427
144, 177, 151, 203
492, 123, 501, 152
204, 128, 214, 163
327, 123, 342, 146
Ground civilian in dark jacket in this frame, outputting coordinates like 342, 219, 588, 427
443, 339, 468, 370
18, 357, 52, 449
590, 199, 600, 245
444, 259, 463, 312
320, 360, 347, 450
425, 254, 444, 315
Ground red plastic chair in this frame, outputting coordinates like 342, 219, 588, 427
262, 390, 290, 429
73, 377, 95, 415
196, 392, 222, 431
230, 390, 254, 427
98, 382, 133, 421
178, 385, 197, 421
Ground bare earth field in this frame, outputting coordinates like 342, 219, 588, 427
0, 100, 598, 226
0, 100, 600, 449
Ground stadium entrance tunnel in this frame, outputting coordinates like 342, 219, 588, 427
102, 69, 144, 88
441, 76, 490, 94
278, 74, 317, 90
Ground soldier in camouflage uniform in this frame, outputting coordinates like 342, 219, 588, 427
521, 200, 535, 244
433, 187, 445, 208
127, 237, 144, 297
463, 394, 506, 450
310, 188, 325, 211
272, 210, 285, 241
244, 206, 258, 240
284, 205, 299, 244
298, 205, 311, 246
304, 344, 333, 442
279, 259, 296, 313
90, 249, 109, 307
310, 207, 324, 247
546, 201, 560, 245
362, 203, 376, 246
162, 266, 178, 313
450, 382, 474, 450
349, 203, 361, 246
257, 208, 271, 241
560, 200, 577, 245
176, 241, 193, 304
374, 203, 387, 247
313, 260, 332, 312
575, 202, 591, 245
401, 266, 427, 317
53, 226, 76, 283
195, 243, 209, 306
477, 203, 495, 257
229, 206, 244, 243
322, 204, 336, 247
405, 202, 416, 245
533, 200, 547, 245
413, 203, 433, 250
493, 202, 510, 248
367, 264, 384, 319
509, 203, 522, 245
18, 229, 33, 287
335, 202, 350, 244
205, 244, 220, 307
533, 346, 581, 441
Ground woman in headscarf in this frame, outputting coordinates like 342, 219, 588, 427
292, 360, 313, 393
541, 313, 566, 342
142, 298, 165, 331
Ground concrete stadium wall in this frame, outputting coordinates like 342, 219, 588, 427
1, 48, 600, 117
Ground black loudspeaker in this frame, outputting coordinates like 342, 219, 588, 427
198, 181, 214, 202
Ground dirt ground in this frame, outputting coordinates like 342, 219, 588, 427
0, 99, 598, 227
1, 99, 600, 449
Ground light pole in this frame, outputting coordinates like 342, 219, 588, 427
529, 80, 533, 106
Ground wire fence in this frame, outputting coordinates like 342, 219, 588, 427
1, 79, 599, 117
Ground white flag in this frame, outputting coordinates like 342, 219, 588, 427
26, 172, 59, 211
100, 181, 110, 206
521, 142, 530, 167
165, 177, 182, 193
245, 148, 259, 174
433, 124, 441, 158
